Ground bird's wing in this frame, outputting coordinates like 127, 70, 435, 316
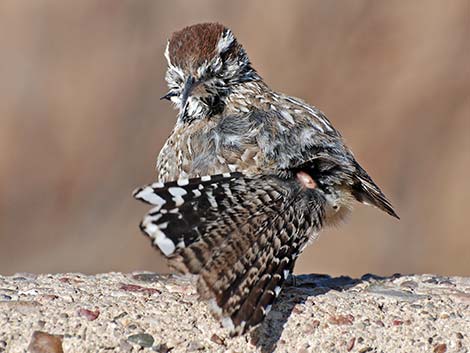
218, 102, 399, 218
280, 95, 343, 138
278, 97, 398, 217
208, 106, 350, 174
133, 172, 324, 334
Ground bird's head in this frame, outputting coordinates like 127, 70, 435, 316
162, 23, 260, 123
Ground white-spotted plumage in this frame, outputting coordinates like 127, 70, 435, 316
283, 270, 290, 280
134, 187, 166, 207
177, 178, 189, 186
168, 187, 187, 197
154, 231, 176, 256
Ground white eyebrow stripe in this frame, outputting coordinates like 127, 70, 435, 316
217, 29, 235, 53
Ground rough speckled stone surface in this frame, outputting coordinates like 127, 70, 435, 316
0, 272, 468, 353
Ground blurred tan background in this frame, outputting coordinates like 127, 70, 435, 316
1, 1, 469, 277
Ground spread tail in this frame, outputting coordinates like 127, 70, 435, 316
133, 172, 312, 334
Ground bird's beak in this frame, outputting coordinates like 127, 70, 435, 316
160, 75, 197, 104
160, 91, 177, 101
181, 75, 196, 108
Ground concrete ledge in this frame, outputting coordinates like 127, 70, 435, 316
0, 272, 469, 352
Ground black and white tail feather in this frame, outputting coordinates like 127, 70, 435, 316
133, 172, 318, 335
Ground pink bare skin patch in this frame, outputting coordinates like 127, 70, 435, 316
296, 171, 317, 189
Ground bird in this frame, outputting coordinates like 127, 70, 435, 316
133, 22, 398, 335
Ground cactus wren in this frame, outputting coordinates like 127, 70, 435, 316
133, 23, 398, 335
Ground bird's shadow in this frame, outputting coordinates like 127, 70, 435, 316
250, 273, 395, 353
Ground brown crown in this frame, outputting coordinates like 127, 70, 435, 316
168, 23, 242, 70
